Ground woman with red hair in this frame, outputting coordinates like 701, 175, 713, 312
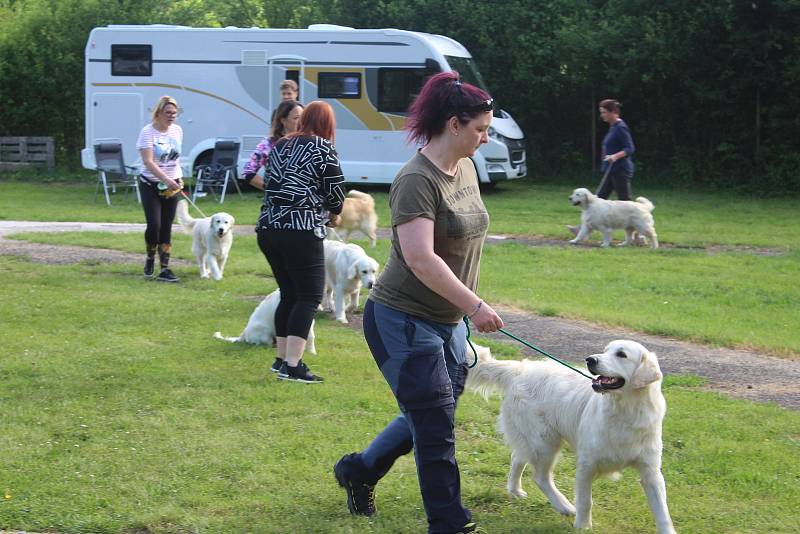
256, 100, 345, 383
334, 72, 503, 534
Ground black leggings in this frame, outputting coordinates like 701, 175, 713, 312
257, 228, 325, 340
596, 168, 633, 200
140, 180, 179, 246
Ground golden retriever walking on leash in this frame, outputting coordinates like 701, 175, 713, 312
466, 341, 676, 533
569, 187, 659, 248
338, 190, 378, 246
176, 199, 235, 280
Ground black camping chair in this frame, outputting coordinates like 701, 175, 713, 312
93, 141, 141, 206
192, 139, 243, 203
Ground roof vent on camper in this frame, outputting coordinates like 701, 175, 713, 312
242, 50, 267, 66
307, 24, 354, 31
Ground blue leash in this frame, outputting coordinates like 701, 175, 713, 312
463, 316, 593, 380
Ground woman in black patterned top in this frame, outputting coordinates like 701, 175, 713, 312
257, 100, 346, 383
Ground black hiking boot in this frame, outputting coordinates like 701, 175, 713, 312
334, 453, 376, 516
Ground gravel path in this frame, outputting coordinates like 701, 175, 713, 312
2, 220, 798, 410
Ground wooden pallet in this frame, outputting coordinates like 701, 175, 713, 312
0, 136, 55, 170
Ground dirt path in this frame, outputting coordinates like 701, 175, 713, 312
2, 221, 798, 410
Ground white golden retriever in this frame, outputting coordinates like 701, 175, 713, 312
322, 239, 380, 323
467, 340, 675, 533
213, 289, 316, 354
569, 187, 659, 248
338, 190, 378, 246
176, 199, 235, 280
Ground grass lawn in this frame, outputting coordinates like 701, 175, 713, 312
10, 228, 800, 356
2, 179, 799, 249
1, 256, 798, 534
1, 177, 799, 532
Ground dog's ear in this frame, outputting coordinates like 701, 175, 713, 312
347, 260, 359, 279
631, 350, 663, 389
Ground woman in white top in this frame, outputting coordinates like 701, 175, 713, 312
136, 95, 184, 282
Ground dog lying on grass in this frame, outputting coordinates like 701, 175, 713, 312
213, 289, 316, 354
466, 340, 675, 533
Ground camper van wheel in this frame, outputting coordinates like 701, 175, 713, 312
193, 151, 213, 175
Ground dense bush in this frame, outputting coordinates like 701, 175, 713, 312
1, 0, 798, 192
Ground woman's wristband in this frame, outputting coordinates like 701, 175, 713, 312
467, 300, 483, 318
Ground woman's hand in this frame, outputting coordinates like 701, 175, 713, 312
163, 177, 182, 191
469, 300, 504, 333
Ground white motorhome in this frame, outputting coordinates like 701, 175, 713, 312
82, 24, 526, 184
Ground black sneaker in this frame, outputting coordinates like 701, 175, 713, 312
277, 359, 323, 383
334, 453, 376, 516
144, 258, 155, 277
155, 268, 179, 283
270, 357, 284, 373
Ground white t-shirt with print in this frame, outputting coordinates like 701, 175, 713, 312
136, 123, 183, 182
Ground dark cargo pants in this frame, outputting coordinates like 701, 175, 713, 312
359, 298, 471, 534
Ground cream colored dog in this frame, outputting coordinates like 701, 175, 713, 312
467, 340, 675, 533
569, 188, 659, 248
322, 239, 380, 323
213, 289, 316, 353
338, 190, 378, 246
176, 199, 235, 280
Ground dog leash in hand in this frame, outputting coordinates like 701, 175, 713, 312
180, 191, 208, 218
464, 316, 593, 379
594, 159, 615, 194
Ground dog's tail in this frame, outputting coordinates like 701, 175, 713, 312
176, 199, 197, 232
347, 189, 374, 206
213, 331, 242, 343
635, 197, 655, 212
465, 344, 525, 399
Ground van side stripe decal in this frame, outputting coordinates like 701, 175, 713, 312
90, 58, 424, 68
89, 59, 239, 64
223, 40, 409, 47
91, 82, 268, 125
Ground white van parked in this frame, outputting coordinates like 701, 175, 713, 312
82, 24, 526, 185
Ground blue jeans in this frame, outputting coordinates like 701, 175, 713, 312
359, 298, 471, 534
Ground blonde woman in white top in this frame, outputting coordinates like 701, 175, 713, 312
136, 95, 184, 282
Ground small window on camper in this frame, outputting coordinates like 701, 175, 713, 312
111, 45, 152, 77
318, 73, 361, 99
378, 68, 429, 113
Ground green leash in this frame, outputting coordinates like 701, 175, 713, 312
463, 316, 593, 380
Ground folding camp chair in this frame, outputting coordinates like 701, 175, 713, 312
93, 141, 141, 206
192, 138, 243, 203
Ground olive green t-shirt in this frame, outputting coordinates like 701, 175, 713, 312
370, 151, 489, 324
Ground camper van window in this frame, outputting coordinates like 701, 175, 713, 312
318, 72, 361, 99
111, 45, 152, 77
378, 68, 428, 113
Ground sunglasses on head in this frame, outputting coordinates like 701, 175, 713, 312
458, 98, 494, 113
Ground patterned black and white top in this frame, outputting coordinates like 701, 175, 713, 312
256, 135, 346, 235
